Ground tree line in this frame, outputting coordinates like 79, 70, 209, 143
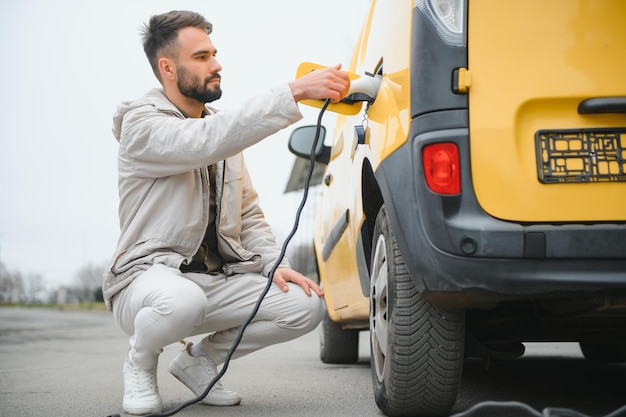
0, 240, 317, 306
0, 260, 107, 305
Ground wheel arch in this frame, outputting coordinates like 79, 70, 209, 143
356, 158, 384, 297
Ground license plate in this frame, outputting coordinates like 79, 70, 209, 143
535, 128, 626, 183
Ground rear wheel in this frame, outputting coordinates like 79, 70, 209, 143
369, 206, 465, 417
580, 341, 626, 363
320, 311, 360, 364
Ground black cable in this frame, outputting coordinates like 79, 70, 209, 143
107, 98, 331, 417
449, 401, 626, 417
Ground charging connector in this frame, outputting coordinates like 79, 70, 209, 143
295, 62, 381, 115
342, 71, 381, 103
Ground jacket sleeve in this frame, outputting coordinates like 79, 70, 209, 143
118, 84, 302, 179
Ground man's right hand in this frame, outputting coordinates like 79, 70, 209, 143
288, 63, 350, 104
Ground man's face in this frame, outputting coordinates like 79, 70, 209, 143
174, 26, 223, 104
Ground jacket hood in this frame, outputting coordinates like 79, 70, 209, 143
112, 89, 221, 142
112, 88, 185, 142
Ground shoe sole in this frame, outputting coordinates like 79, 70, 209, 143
123, 402, 163, 415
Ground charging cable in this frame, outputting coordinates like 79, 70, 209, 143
449, 401, 626, 417
107, 98, 331, 417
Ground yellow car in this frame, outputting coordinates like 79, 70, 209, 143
289, 1, 626, 416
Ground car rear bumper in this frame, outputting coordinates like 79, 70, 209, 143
374, 110, 626, 307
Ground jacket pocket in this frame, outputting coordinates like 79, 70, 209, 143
223, 157, 244, 183
222, 254, 263, 275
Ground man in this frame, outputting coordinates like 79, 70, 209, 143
103, 10, 350, 415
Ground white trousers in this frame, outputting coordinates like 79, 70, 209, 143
112, 264, 325, 369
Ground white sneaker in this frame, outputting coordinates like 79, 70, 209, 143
168, 343, 241, 406
123, 359, 163, 415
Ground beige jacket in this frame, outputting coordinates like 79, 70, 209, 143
102, 85, 302, 310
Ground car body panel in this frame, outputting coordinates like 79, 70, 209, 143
314, 0, 412, 324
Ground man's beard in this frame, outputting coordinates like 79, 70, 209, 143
177, 65, 222, 104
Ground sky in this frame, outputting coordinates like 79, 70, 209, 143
0, 0, 370, 288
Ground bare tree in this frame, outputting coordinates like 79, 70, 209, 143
0, 263, 46, 304
0, 261, 11, 303
74, 261, 107, 302
8, 270, 23, 303
22, 273, 46, 304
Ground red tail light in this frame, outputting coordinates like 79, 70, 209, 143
422, 143, 461, 195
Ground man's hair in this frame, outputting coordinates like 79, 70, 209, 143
141, 10, 213, 81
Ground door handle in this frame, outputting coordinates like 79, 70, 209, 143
578, 97, 626, 114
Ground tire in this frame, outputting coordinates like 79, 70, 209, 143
580, 341, 626, 363
320, 311, 360, 364
369, 206, 465, 417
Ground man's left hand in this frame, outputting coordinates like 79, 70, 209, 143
272, 268, 324, 297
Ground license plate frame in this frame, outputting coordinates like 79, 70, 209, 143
535, 128, 626, 184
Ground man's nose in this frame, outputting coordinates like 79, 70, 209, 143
210, 58, 223, 73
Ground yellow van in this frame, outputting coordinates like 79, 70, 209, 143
289, 1, 626, 416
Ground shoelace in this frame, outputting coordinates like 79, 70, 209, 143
178, 340, 225, 391
198, 356, 224, 390
129, 365, 157, 394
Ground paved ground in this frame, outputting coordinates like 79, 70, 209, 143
0, 306, 377, 417
1, 307, 625, 417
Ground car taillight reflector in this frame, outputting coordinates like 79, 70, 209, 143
422, 143, 461, 194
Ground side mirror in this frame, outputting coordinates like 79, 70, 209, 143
288, 125, 331, 164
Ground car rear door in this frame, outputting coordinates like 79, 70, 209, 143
468, 0, 626, 222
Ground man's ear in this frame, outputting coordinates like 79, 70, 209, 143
158, 57, 176, 82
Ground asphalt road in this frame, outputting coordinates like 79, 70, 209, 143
1, 307, 625, 417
